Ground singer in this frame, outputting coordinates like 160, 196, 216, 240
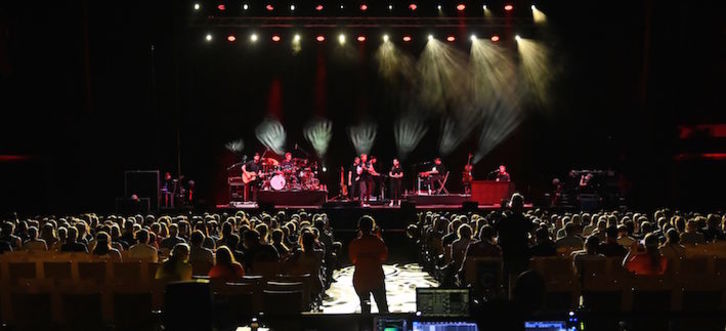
495, 165, 511, 182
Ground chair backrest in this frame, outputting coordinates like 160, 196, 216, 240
112, 261, 142, 285
248, 261, 279, 279
42, 261, 72, 281
8, 261, 37, 285
271, 276, 313, 307
191, 260, 213, 276
262, 290, 303, 315
463, 257, 503, 291
78, 261, 107, 284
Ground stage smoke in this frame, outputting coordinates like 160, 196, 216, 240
517, 38, 554, 108
394, 116, 428, 160
225, 139, 244, 153
374, 40, 416, 84
255, 118, 287, 154
304, 118, 333, 157
532, 5, 547, 24
348, 122, 377, 155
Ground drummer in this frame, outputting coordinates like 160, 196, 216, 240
280, 152, 295, 172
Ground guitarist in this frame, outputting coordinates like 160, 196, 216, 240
242, 153, 263, 201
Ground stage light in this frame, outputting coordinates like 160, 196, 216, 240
217, 4, 226, 11
294, 34, 301, 42
446, 35, 456, 42
315, 4, 324, 11
383, 34, 390, 42
272, 35, 281, 42
403, 35, 412, 42
304, 118, 333, 157
227, 35, 236, 42
290, 4, 295, 11
340, 4, 344, 9
225, 139, 244, 153
266, 4, 274, 11
482, 5, 487, 9
437, 4, 442, 10
243, 3, 248, 10
357, 35, 366, 42
531, 5, 536, 9
456, 4, 466, 11
322, 166, 327, 172
504, 4, 513, 11
360, 4, 368, 11
470, 34, 477, 41
388, 4, 393, 10
205, 33, 213, 42
316, 35, 325, 42
490, 35, 500, 42
515, 34, 521, 41
532, 5, 546, 24
250, 33, 258, 42
338, 34, 346, 45
427, 34, 434, 40
409, 3, 417, 11
193, 3, 200, 10
256, 119, 287, 154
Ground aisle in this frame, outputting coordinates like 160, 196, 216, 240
320, 263, 438, 314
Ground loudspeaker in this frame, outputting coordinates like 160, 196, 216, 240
462, 201, 479, 211
124, 170, 159, 211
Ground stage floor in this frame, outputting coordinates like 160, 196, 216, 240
320, 263, 438, 314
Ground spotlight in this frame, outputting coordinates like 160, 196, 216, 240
227, 35, 236, 42
315, 4, 324, 10
217, 4, 226, 11
446, 35, 456, 42
290, 4, 295, 11
490, 35, 500, 42
338, 34, 346, 44
382, 34, 389, 42
266, 4, 274, 11
322, 166, 327, 172
250, 34, 259, 42
357, 35, 366, 42
205, 33, 213, 42
388, 4, 393, 10
243, 4, 248, 10
456, 4, 466, 11
504, 4, 513, 11
360, 4, 368, 11
340, 4, 344, 9
316, 35, 325, 42
409, 3, 417, 11
482, 5, 487, 9
515, 34, 521, 41
470, 34, 477, 41
437, 4, 442, 10
402, 35, 412, 42
294, 34, 301, 42
193, 3, 200, 10
272, 35, 281, 42
427, 34, 434, 40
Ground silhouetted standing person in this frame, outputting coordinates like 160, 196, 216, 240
495, 194, 533, 290
348, 215, 389, 314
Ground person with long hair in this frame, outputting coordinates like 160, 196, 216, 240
659, 228, 686, 262
348, 215, 389, 314
155, 243, 192, 282
623, 233, 667, 275
208, 246, 245, 281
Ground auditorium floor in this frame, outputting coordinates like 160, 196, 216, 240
320, 263, 438, 314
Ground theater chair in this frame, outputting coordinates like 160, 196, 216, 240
58, 282, 104, 330
273, 274, 316, 309
713, 257, 726, 311
8, 279, 54, 330
164, 280, 213, 331
579, 258, 628, 313
213, 282, 257, 329
263, 289, 304, 315
112, 284, 156, 331
247, 261, 280, 279
111, 261, 143, 286
77, 260, 108, 285
462, 257, 505, 300
191, 260, 213, 276
530, 256, 580, 312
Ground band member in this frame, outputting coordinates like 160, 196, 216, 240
280, 152, 294, 171
389, 159, 404, 206
462, 153, 473, 195
356, 154, 373, 206
161, 172, 176, 208
428, 157, 447, 194
369, 156, 381, 200
495, 165, 511, 182
242, 153, 263, 200
348, 156, 361, 200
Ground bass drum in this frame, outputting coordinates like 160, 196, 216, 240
270, 174, 286, 191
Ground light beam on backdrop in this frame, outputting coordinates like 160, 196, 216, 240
418, 39, 470, 117
394, 116, 428, 160
374, 39, 416, 84
348, 122, 377, 155
517, 37, 554, 108
531, 5, 547, 24
304, 118, 333, 157
225, 139, 244, 153
255, 118, 287, 154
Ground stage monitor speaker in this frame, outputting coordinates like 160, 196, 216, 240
124, 170, 159, 211
462, 201, 479, 211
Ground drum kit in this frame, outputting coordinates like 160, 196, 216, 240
260, 157, 322, 192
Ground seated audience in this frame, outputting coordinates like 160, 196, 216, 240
128, 229, 158, 262
208, 246, 245, 281
680, 220, 705, 245
598, 226, 627, 258
555, 222, 583, 251
92, 232, 122, 262
61, 227, 88, 253
160, 223, 186, 250
623, 234, 667, 275
23, 226, 48, 252
190, 230, 215, 265
156, 243, 193, 282
530, 227, 557, 257
659, 228, 686, 262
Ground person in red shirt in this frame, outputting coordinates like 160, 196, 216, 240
208, 246, 245, 281
623, 233, 668, 276
348, 215, 389, 314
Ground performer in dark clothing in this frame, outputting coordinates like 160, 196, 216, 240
357, 154, 373, 206
428, 157, 447, 194
388, 159, 404, 206
496, 165, 511, 182
348, 157, 361, 201
242, 153, 263, 201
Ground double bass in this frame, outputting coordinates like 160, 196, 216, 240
462, 153, 473, 185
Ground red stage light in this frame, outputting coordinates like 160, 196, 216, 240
402, 35, 412, 42
491, 35, 500, 42
357, 35, 366, 42
360, 4, 368, 11
266, 4, 274, 11
315, 4, 323, 11
227, 35, 236, 42
272, 35, 281, 42
446, 35, 456, 42
316, 35, 325, 42
217, 4, 226, 11
408, 3, 417, 10
504, 4, 513, 11
456, 4, 466, 11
